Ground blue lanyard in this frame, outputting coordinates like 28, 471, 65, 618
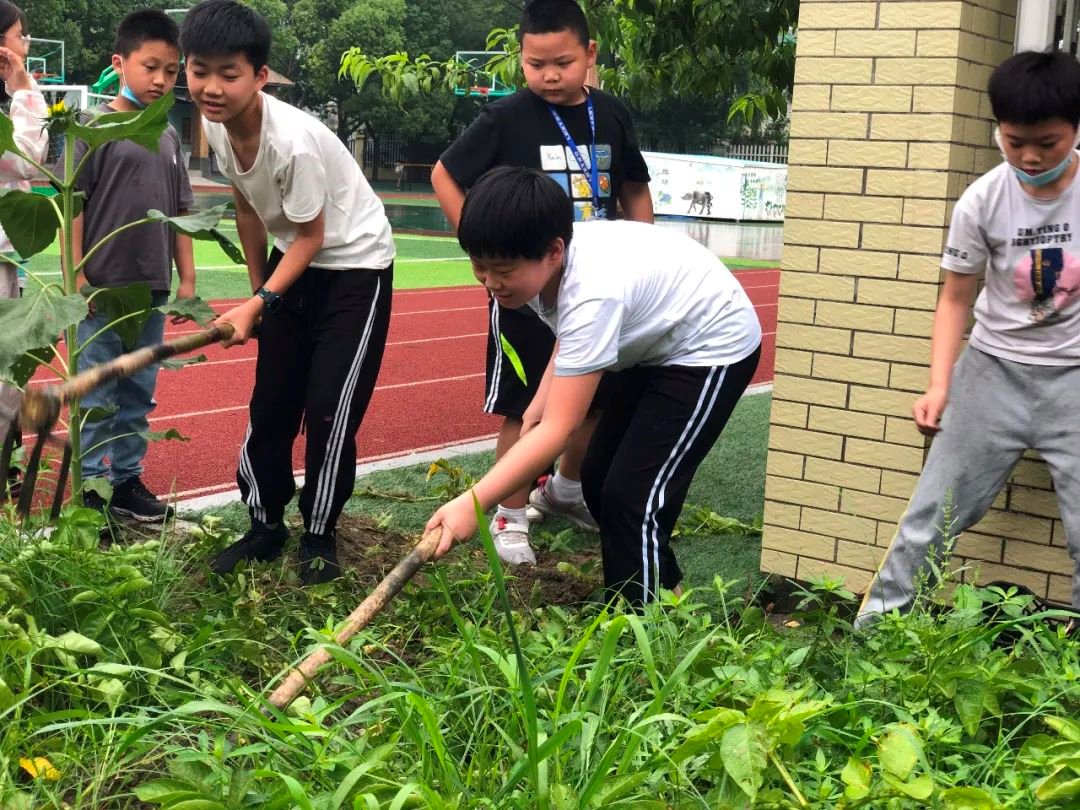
547, 95, 603, 218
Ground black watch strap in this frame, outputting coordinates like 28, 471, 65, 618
256, 287, 282, 313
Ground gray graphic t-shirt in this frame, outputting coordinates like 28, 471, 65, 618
71, 106, 194, 292
942, 156, 1080, 365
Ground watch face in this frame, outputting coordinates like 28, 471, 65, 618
259, 288, 281, 312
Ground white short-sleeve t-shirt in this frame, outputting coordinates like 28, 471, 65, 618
532, 220, 762, 375
942, 157, 1080, 364
203, 93, 395, 270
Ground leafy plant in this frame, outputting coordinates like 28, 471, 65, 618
673, 504, 762, 538
0, 94, 239, 504
1, 501, 1078, 807
425, 457, 477, 499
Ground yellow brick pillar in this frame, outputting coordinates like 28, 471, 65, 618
761, 0, 1071, 603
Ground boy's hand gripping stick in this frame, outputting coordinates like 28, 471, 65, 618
1, 322, 237, 521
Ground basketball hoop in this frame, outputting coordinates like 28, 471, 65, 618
452, 51, 514, 98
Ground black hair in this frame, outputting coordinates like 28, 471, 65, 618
0, 0, 26, 41
0, 1, 26, 104
989, 51, 1080, 126
458, 167, 574, 261
180, 0, 271, 73
114, 9, 180, 57
519, 0, 590, 47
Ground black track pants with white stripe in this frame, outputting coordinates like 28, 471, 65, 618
237, 250, 393, 535
582, 346, 761, 604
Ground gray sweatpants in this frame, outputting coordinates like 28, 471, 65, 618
0, 263, 20, 450
858, 347, 1080, 623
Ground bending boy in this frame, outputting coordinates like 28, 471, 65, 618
431, 0, 653, 565
426, 168, 760, 602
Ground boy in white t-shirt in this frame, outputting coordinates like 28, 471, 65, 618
180, 0, 396, 585
425, 167, 761, 602
859, 51, 1080, 626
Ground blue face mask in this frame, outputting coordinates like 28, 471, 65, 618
995, 126, 1079, 187
1010, 151, 1075, 187
120, 83, 146, 108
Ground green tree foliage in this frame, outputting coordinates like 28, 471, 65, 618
588, 0, 797, 124
28, 0, 150, 85
341, 0, 798, 139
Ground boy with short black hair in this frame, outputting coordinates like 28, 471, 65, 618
425, 167, 761, 603
71, 8, 196, 521
859, 51, 1080, 626
431, 0, 653, 566
180, 0, 395, 584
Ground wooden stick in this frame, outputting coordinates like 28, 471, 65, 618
20, 323, 236, 434
267, 528, 442, 711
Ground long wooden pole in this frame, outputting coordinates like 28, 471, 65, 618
267, 528, 442, 711
19, 323, 236, 434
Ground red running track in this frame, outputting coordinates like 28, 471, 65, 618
31, 268, 779, 501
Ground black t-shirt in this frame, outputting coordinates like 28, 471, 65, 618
440, 87, 650, 221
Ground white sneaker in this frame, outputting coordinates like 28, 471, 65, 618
527, 477, 599, 533
490, 516, 536, 566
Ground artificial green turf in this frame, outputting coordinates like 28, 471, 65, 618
23, 208, 776, 308
193, 392, 771, 598
724, 257, 780, 269
22, 232, 477, 300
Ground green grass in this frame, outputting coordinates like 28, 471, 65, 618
4, 420, 1079, 807
25, 228, 774, 301
23, 229, 477, 300
192, 392, 771, 594
380, 193, 444, 207
724, 257, 779, 269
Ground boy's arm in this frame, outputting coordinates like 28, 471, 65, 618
521, 345, 558, 436
914, 270, 979, 436
432, 106, 502, 231
618, 181, 654, 223
174, 210, 196, 297
431, 160, 467, 230
216, 210, 325, 347
426, 370, 602, 555
171, 211, 196, 323
612, 98, 653, 224
232, 188, 268, 293
70, 213, 85, 287
68, 214, 95, 316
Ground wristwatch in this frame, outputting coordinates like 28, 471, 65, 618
255, 287, 282, 313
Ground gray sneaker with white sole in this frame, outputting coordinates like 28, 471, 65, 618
526, 479, 599, 532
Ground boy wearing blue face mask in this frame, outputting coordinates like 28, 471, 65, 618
66, 9, 196, 522
858, 51, 1080, 627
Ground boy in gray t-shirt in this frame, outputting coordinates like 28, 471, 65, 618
69, 10, 196, 522
859, 51, 1080, 627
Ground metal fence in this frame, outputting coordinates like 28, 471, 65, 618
362, 132, 407, 170
714, 141, 789, 164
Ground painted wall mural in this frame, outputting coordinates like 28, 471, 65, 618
643, 151, 787, 223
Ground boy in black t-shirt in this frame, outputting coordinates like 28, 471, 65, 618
432, 0, 653, 566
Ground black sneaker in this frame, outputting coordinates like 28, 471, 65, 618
111, 477, 175, 522
210, 520, 289, 576
83, 490, 108, 513
3, 467, 20, 502
298, 532, 341, 586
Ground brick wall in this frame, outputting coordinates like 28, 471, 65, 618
760, 0, 1074, 603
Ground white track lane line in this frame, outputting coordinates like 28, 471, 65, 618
47, 373, 489, 435
28, 332, 490, 385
